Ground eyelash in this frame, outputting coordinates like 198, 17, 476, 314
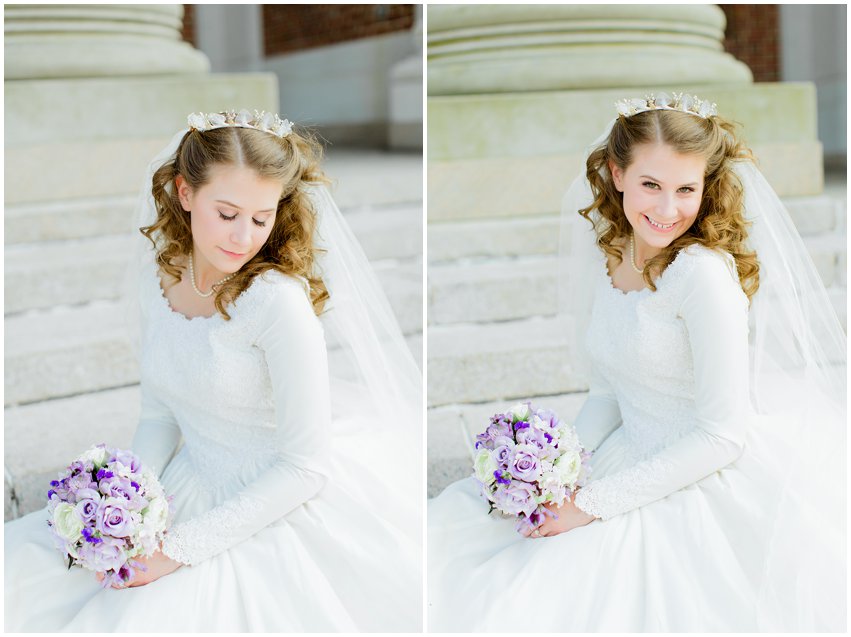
218, 211, 267, 227
642, 181, 695, 193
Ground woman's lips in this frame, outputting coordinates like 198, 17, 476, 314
642, 213, 677, 233
219, 247, 247, 259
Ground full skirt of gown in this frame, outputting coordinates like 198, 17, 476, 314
429, 396, 845, 632
6, 411, 421, 632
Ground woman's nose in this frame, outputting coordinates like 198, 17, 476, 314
231, 221, 252, 246
655, 194, 678, 219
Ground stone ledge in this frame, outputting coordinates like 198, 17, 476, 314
429, 141, 824, 222
428, 316, 585, 406
6, 239, 423, 336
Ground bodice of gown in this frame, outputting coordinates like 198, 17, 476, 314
140, 261, 282, 494
573, 244, 754, 520
131, 258, 330, 566
586, 250, 701, 461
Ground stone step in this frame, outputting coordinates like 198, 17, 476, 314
428, 191, 845, 263
4, 301, 422, 407
5, 386, 141, 520
428, 231, 847, 326
5, 234, 423, 330
427, 316, 586, 407
5, 149, 422, 245
426, 391, 588, 498
429, 256, 555, 325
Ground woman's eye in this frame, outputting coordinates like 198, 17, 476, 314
678, 186, 695, 193
253, 219, 267, 228
642, 181, 659, 189
218, 211, 236, 221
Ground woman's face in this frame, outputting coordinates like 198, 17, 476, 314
176, 164, 282, 277
609, 143, 705, 254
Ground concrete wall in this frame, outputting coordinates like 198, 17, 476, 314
780, 4, 847, 160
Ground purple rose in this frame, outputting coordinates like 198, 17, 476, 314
492, 436, 516, 468
493, 480, 538, 517
78, 536, 126, 573
67, 471, 97, 492
488, 414, 512, 438
109, 450, 141, 473
510, 443, 542, 482
96, 500, 135, 538
74, 488, 102, 523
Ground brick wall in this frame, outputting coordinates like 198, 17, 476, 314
262, 5, 414, 56
719, 5, 779, 82
182, 4, 196, 47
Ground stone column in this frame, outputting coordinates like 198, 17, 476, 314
428, 5, 751, 95
4, 4, 209, 79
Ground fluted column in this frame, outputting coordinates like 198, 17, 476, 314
428, 5, 751, 95
4, 4, 209, 79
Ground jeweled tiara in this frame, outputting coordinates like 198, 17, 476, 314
187, 109, 293, 138
615, 92, 717, 119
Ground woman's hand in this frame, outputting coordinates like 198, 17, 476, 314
521, 492, 597, 539
96, 550, 183, 589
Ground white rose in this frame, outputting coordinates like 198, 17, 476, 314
554, 451, 582, 487
473, 449, 498, 485
52, 502, 85, 542
80, 446, 109, 467
143, 496, 169, 531
509, 403, 531, 421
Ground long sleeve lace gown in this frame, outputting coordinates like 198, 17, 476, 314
5, 259, 421, 632
428, 244, 845, 632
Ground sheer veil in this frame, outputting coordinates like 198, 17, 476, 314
558, 114, 846, 628
124, 128, 422, 434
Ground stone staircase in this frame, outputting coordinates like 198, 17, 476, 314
4, 149, 423, 520
426, 168, 847, 497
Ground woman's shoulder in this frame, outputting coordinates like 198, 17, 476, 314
668, 244, 745, 308
673, 243, 738, 281
241, 269, 317, 324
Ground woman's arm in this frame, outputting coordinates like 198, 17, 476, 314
572, 252, 751, 521
573, 366, 623, 453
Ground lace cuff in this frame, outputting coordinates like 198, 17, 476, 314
573, 456, 676, 520
161, 495, 265, 566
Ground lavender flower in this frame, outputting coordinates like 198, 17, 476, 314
46, 444, 170, 585
471, 402, 592, 534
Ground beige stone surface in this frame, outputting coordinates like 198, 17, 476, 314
428, 84, 817, 162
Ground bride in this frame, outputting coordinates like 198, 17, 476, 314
5, 110, 422, 631
428, 93, 846, 631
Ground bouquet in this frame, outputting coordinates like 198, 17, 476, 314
472, 402, 591, 533
46, 444, 170, 587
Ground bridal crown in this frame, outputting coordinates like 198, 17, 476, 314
187, 109, 293, 138
615, 92, 717, 119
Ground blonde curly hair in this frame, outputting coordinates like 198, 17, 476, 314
580, 109, 760, 301
141, 123, 330, 319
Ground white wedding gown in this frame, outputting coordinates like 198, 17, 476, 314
428, 244, 845, 632
5, 259, 421, 632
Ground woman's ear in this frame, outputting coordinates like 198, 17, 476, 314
175, 174, 192, 212
608, 160, 624, 192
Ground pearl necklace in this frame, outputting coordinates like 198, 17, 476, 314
628, 234, 645, 274
188, 253, 234, 298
